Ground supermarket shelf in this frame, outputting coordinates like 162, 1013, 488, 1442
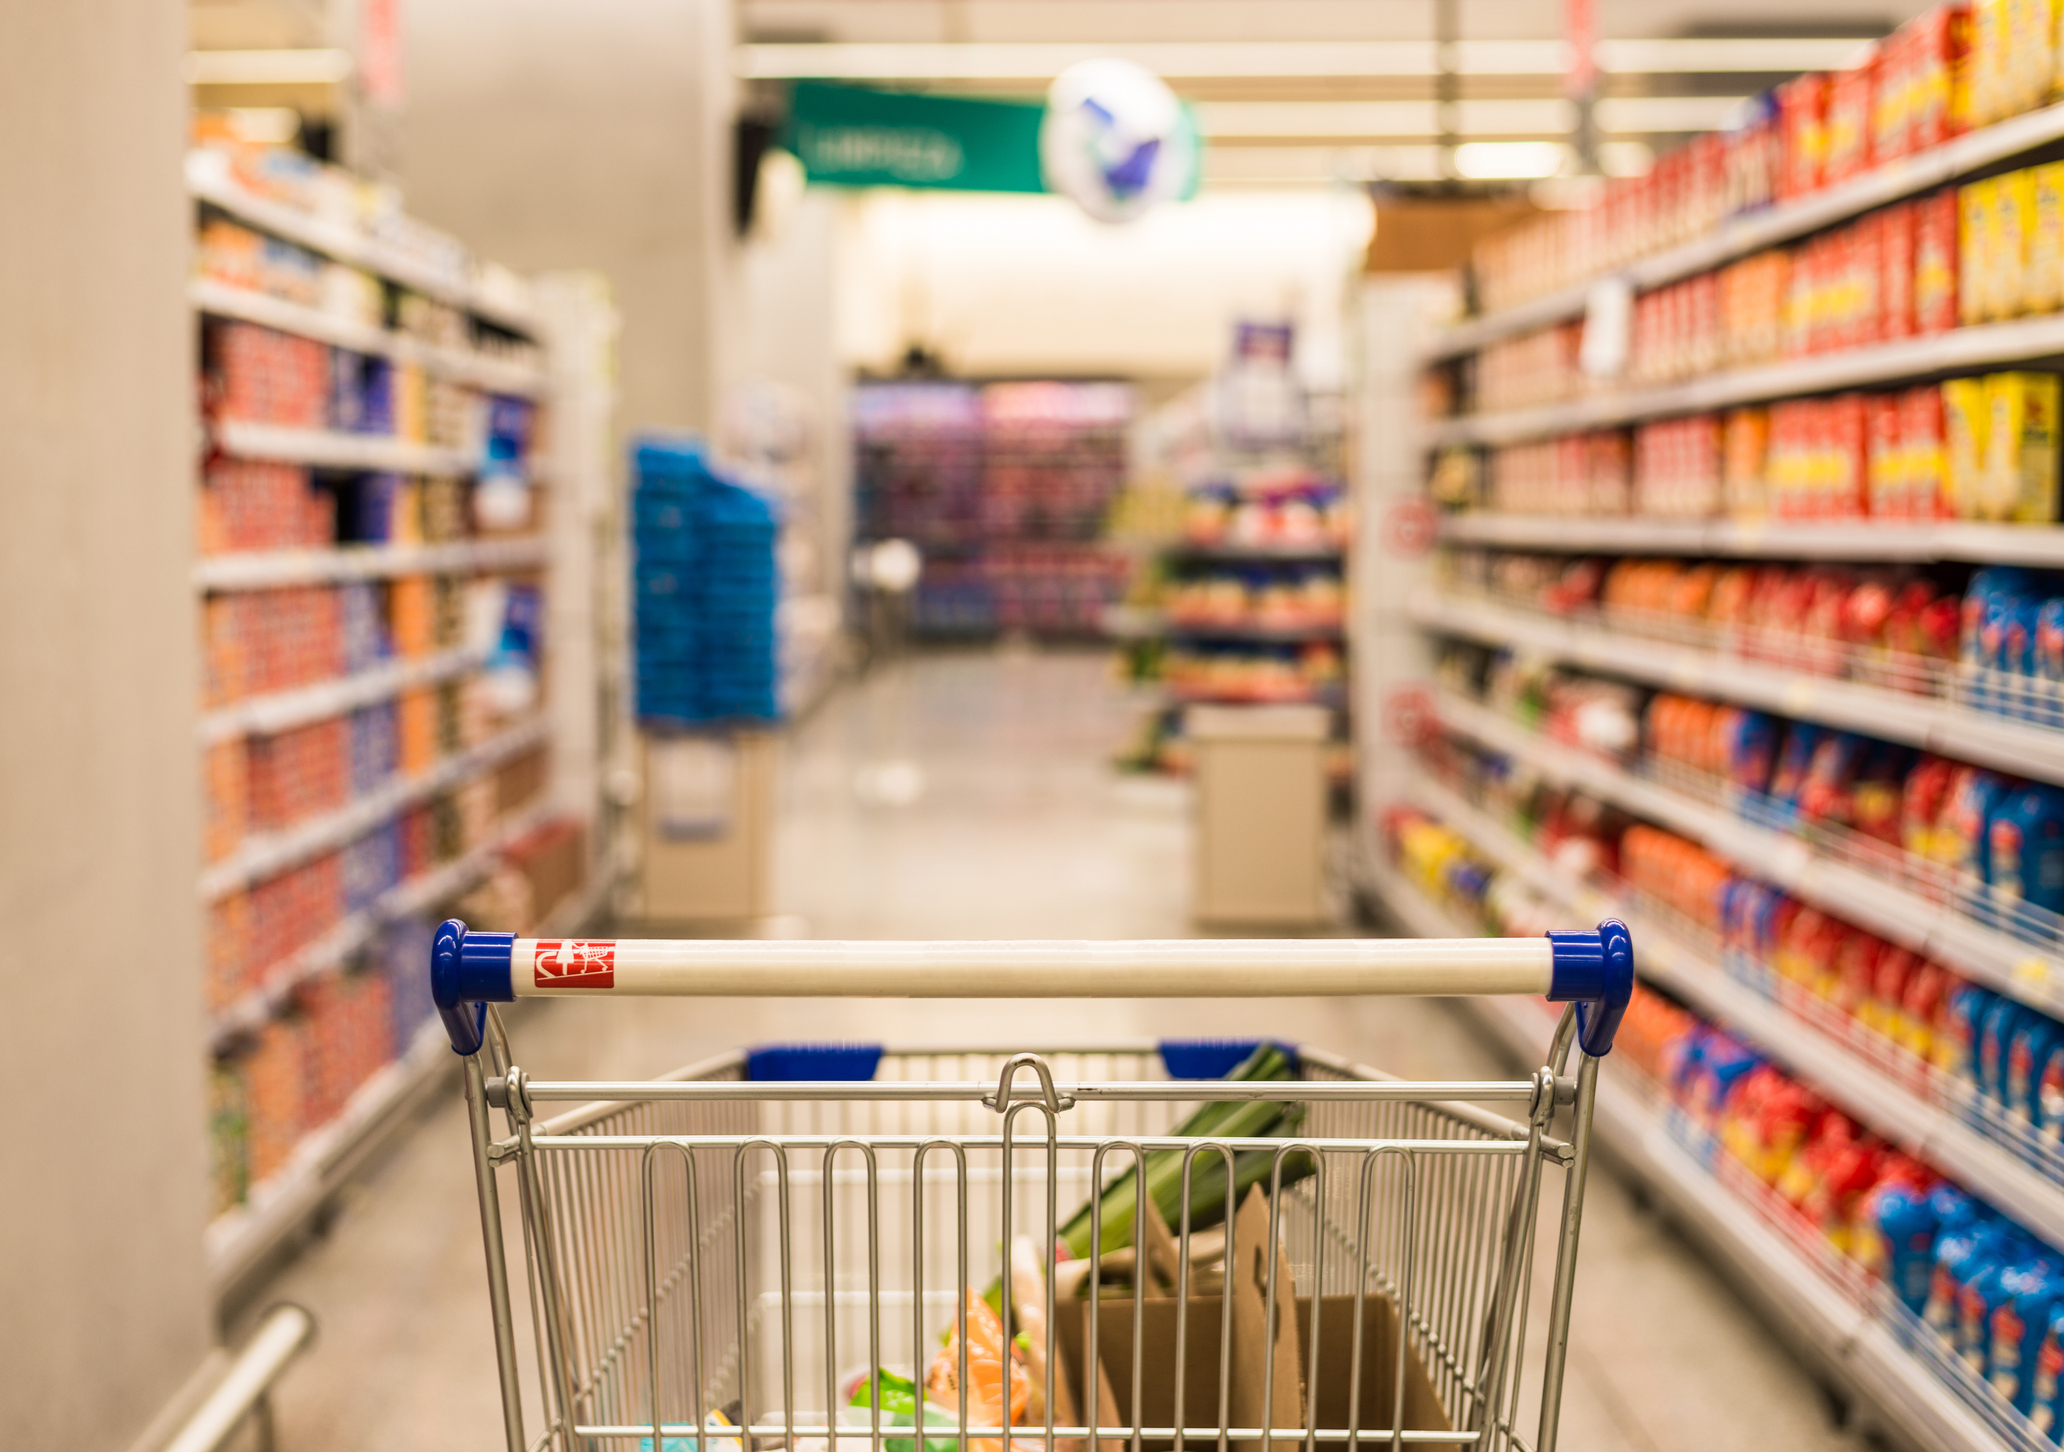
1161, 684, 1349, 709
1166, 541, 1347, 562
204, 860, 605, 1304
206, 797, 560, 1050
1411, 589, 2064, 789
193, 535, 547, 590
198, 715, 550, 902
1371, 864, 2050, 1452
1403, 771, 2064, 1249
1101, 606, 1345, 642
197, 646, 483, 745
1432, 689, 2064, 1019
211, 417, 480, 475
205, 1017, 453, 1301
190, 279, 545, 397
1438, 513, 2064, 567
1427, 313, 2064, 448
188, 154, 539, 337
1420, 99, 2064, 363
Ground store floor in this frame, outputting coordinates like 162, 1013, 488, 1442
248, 646, 1864, 1452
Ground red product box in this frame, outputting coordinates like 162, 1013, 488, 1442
198, 460, 331, 554
245, 717, 348, 833
1778, 72, 1830, 200
1913, 190, 1960, 332
1907, 3, 1973, 151
1867, 394, 1905, 516
1824, 53, 1877, 185
244, 1016, 310, 1185
1828, 394, 1869, 517
1880, 201, 1917, 338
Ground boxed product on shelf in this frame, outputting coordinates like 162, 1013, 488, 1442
328, 349, 394, 435
397, 685, 437, 774
397, 802, 435, 880
199, 459, 332, 553
494, 744, 549, 813
202, 585, 346, 704
299, 964, 395, 1130
206, 320, 329, 428
341, 821, 402, 913
242, 1013, 310, 1185
1464, 4, 1978, 316
245, 717, 348, 833
204, 739, 248, 863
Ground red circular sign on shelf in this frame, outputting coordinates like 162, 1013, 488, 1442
1382, 497, 1437, 559
1383, 685, 1436, 747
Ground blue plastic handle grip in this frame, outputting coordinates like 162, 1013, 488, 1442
1543, 920, 1635, 1057
431, 919, 516, 1056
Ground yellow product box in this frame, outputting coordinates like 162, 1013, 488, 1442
2011, 0, 2060, 112
1943, 376, 1991, 518
1995, 168, 2037, 318
1971, 0, 2011, 124
1983, 371, 2062, 521
2028, 162, 2064, 313
1961, 179, 1997, 324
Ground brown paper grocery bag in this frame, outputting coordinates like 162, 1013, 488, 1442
1051, 1188, 1302, 1452
1294, 1293, 1458, 1452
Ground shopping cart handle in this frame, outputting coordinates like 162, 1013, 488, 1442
430, 918, 1635, 1056
1545, 919, 1634, 1058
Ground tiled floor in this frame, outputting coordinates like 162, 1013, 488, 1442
247, 647, 1864, 1452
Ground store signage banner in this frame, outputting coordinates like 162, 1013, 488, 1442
787, 81, 1046, 193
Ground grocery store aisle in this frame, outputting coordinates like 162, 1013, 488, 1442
246, 647, 1863, 1452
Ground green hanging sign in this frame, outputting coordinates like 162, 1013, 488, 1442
786, 81, 1047, 193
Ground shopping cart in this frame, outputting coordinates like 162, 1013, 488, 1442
433, 922, 1633, 1452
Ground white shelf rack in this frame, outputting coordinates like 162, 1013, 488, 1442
1432, 689, 2064, 1018
1411, 589, 2064, 787
1367, 860, 2046, 1452
198, 715, 549, 902
210, 417, 480, 476
203, 870, 605, 1303
207, 795, 558, 1049
193, 535, 547, 591
1404, 771, 2064, 1246
1428, 314, 2064, 447
190, 279, 545, 398
197, 646, 484, 746
188, 153, 539, 337
1421, 99, 2064, 363
1438, 513, 2064, 567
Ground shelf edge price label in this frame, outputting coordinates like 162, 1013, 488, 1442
1383, 684, 1436, 748
1382, 496, 1437, 560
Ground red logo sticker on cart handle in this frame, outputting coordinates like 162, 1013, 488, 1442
534, 940, 617, 990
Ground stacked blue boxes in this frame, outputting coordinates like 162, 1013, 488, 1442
633, 437, 781, 726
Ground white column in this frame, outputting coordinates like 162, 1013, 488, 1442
0, 2, 213, 1446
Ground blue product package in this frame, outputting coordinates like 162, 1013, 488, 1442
1981, 997, 2035, 1107
2034, 1305, 2064, 1440
1876, 1182, 1943, 1313
1960, 1236, 2033, 1374
2041, 1041, 2064, 1148
1992, 784, 2064, 925
1994, 1257, 2063, 1411
2039, 598, 2064, 730
1942, 985, 1998, 1086
1929, 1217, 2004, 1347
1767, 724, 1825, 811
1964, 570, 2027, 715
1933, 1183, 1979, 1229
2011, 1015, 2064, 1125
1722, 708, 1781, 796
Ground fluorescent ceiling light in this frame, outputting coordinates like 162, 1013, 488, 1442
738, 37, 1871, 82
1197, 96, 1747, 139
1453, 141, 1568, 179
186, 49, 354, 85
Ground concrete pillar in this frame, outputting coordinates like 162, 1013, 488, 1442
0, 2, 213, 1448
396, 0, 742, 437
